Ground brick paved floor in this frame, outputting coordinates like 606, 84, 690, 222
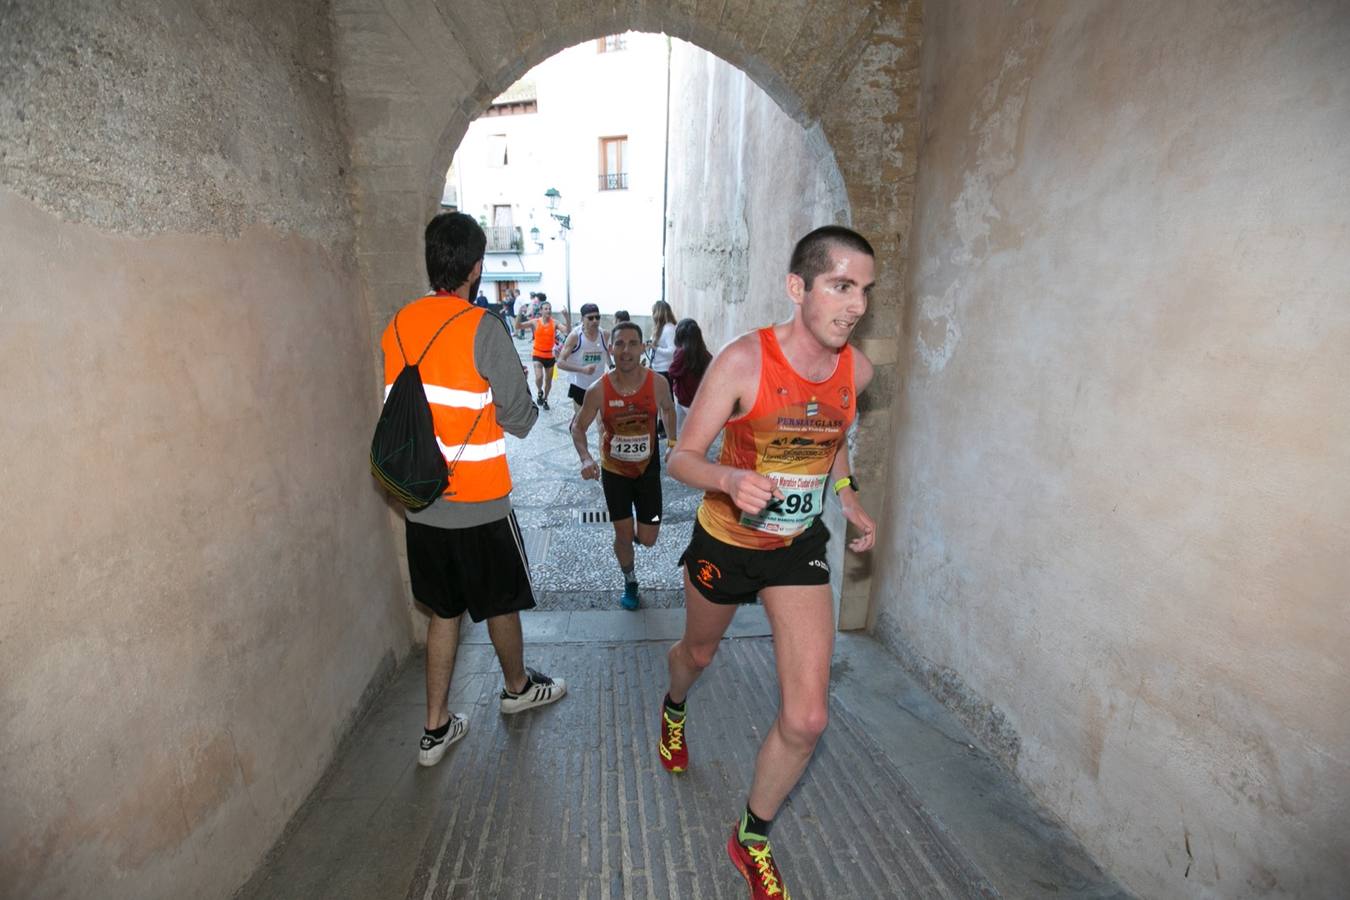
240, 334, 1128, 899
240, 635, 998, 900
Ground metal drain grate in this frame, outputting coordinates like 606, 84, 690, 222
574, 508, 611, 524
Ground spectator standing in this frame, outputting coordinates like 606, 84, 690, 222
648, 300, 678, 436
648, 301, 677, 378
379, 212, 567, 769
668, 317, 712, 436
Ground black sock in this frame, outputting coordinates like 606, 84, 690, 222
739, 805, 772, 844
621, 564, 637, 586
663, 694, 686, 717
425, 719, 450, 738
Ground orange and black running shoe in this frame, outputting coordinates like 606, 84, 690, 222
658, 708, 688, 773
727, 828, 791, 899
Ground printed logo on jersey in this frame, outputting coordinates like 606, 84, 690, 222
838, 387, 851, 409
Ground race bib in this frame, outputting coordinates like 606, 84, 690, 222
738, 472, 827, 535
582, 351, 603, 366
609, 432, 651, 462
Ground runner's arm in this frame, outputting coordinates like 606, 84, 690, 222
654, 372, 678, 447
830, 347, 876, 551
666, 334, 780, 514
570, 382, 604, 479
555, 332, 586, 374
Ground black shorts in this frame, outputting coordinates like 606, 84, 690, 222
404, 513, 536, 622
532, 355, 555, 368
567, 383, 587, 406
601, 456, 662, 525
680, 517, 831, 605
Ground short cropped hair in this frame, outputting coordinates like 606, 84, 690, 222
612, 321, 644, 343
425, 213, 486, 294
788, 225, 875, 290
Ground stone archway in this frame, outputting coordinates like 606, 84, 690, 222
332, 0, 921, 628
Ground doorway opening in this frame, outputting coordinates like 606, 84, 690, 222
440, 31, 849, 612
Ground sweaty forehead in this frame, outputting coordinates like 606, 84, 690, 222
823, 250, 874, 282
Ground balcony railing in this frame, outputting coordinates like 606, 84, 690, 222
486, 225, 523, 252
598, 172, 628, 191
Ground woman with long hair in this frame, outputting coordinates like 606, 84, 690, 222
647, 301, 678, 437
667, 317, 712, 436
647, 300, 678, 377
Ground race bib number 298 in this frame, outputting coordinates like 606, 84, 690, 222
738, 472, 827, 536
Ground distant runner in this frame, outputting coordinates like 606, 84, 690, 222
556, 302, 612, 421
516, 296, 566, 410
571, 321, 677, 610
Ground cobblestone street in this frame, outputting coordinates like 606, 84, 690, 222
505, 329, 701, 611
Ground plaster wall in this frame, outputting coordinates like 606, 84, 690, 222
664, 39, 849, 354
874, 1, 1350, 897
0, 2, 409, 897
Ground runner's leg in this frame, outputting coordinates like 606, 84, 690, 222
746, 583, 834, 818
613, 517, 636, 571
667, 569, 737, 703
634, 521, 660, 548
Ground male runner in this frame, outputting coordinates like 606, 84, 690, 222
659, 226, 878, 898
516, 296, 565, 409
556, 302, 612, 416
571, 322, 677, 610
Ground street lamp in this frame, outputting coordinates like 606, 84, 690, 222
544, 187, 572, 324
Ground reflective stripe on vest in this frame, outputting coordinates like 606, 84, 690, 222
381, 295, 512, 502
384, 382, 495, 411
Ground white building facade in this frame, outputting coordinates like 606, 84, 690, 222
446, 32, 671, 319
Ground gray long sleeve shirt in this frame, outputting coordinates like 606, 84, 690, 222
406, 313, 538, 530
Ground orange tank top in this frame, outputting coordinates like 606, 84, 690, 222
600, 370, 659, 478
696, 328, 855, 549
532, 318, 558, 357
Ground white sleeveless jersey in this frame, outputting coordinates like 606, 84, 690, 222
568, 328, 609, 390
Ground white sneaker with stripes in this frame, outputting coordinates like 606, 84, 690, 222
418, 712, 468, 767
500, 667, 567, 714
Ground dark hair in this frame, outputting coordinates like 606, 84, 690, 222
673, 318, 712, 380
424, 213, 486, 293
614, 309, 630, 322
788, 225, 874, 290
612, 321, 644, 342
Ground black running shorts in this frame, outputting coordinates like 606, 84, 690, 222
567, 383, 587, 406
680, 517, 831, 605
601, 456, 662, 526
532, 355, 555, 368
404, 513, 536, 622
